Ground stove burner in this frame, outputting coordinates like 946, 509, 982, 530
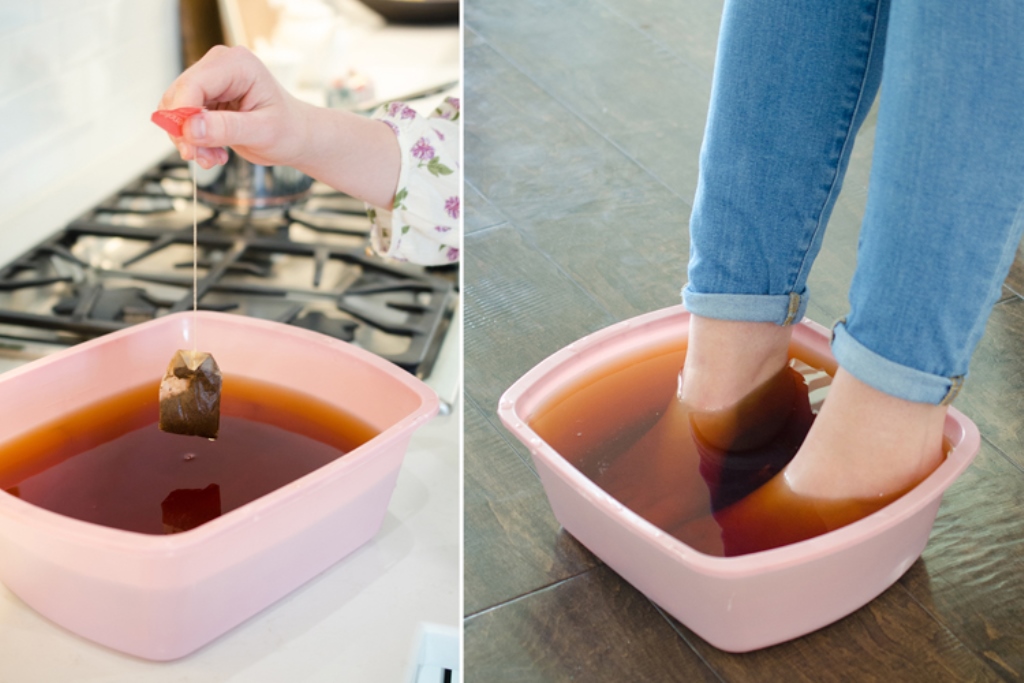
0, 154, 456, 378
52, 286, 160, 323
290, 311, 359, 342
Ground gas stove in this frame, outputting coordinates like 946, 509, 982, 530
0, 154, 457, 381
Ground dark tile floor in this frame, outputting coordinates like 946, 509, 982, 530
463, 1, 1024, 680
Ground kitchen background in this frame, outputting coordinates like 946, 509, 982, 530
0, 1, 460, 680
0, 0, 180, 264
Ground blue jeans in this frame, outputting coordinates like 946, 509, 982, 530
682, 0, 1024, 404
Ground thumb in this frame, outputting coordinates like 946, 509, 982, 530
182, 109, 268, 151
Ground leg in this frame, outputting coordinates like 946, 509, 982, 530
682, 0, 890, 408
837, 0, 1024, 402
787, 0, 1024, 498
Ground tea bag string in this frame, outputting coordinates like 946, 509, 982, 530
192, 156, 198, 354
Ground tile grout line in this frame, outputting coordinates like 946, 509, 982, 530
465, 218, 511, 237
893, 577, 1013, 681
464, 391, 540, 477
649, 603, 730, 683
977, 430, 1024, 477
464, 177, 511, 235
463, 565, 604, 621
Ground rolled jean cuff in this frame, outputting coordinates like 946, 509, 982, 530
681, 284, 809, 326
831, 320, 962, 405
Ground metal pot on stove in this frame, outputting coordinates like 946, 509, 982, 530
194, 149, 314, 210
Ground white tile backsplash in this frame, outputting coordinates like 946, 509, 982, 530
0, 0, 182, 262
0, 4, 42, 36
58, 6, 108, 68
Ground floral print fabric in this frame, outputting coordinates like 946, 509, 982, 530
368, 97, 460, 265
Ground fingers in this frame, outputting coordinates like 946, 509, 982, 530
168, 106, 266, 168
181, 109, 268, 151
194, 146, 229, 169
155, 44, 291, 166
173, 140, 227, 169
159, 45, 267, 111
156, 45, 275, 167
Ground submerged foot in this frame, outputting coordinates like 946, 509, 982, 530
672, 367, 948, 557
682, 316, 946, 501
690, 365, 814, 512
671, 473, 904, 557
781, 367, 947, 500
674, 316, 948, 556
594, 395, 710, 532
597, 359, 812, 531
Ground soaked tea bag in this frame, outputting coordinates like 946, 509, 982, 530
150, 106, 221, 438
159, 350, 222, 438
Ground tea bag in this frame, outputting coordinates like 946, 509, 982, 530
151, 106, 222, 438
159, 350, 222, 438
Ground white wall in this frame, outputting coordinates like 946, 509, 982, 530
0, 0, 181, 262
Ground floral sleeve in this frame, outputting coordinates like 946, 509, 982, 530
367, 97, 460, 265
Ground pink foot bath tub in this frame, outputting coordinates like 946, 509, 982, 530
497, 306, 980, 652
0, 311, 437, 660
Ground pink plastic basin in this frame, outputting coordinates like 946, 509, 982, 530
0, 311, 437, 660
498, 306, 980, 653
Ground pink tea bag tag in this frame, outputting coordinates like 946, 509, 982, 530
151, 107, 203, 137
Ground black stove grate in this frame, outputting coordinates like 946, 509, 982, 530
0, 155, 457, 378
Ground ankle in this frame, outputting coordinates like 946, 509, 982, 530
689, 365, 804, 451
784, 368, 948, 499
680, 315, 793, 411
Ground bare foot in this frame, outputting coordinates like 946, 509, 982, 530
682, 315, 947, 500
673, 474, 899, 556
680, 316, 793, 410
594, 395, 711, 532
681, 315, 799, 454
782, 368, 947, 500
672, 371, 947, 557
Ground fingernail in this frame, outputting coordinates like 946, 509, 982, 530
189, 115, 206, 141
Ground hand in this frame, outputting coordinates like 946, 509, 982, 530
156, 45, 400, 209
157, 45, 310, 170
